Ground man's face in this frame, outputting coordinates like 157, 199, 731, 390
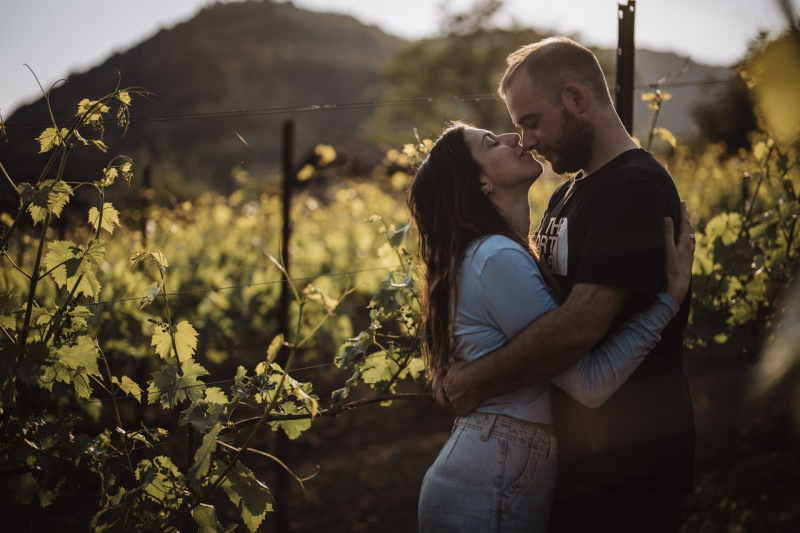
505, 74, 595, 174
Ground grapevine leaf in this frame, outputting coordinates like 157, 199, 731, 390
188, 424, 221, 484
0, 289, 18, 329
139, 281, 163, 309
360, 351, 397, 385
266, 334, 284, 365
76, 98, 110, 122
120, 161, 133, 184
101, 167, 119, 187
36, 127, 69, 153
88, 202, 120, 235
151, 320, 198, 360
117, 91, 131, 105
57, 335, 101, 376
193, 504, 228, 533
135, 456, 185, 506
270, 401, 312, 439
20, 180, 73, 224
387, 222, 411, 248
44, 240, 103, 297
147, 358, 209, 408
205, 387, 229, 404
112, 375, 143, 403
179, 400, 228, 432
212, 461, 274, 533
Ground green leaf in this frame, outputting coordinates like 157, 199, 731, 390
135, 455, 185, 507
36, 127, 69, 153
205, 387, 229, 404
212, 461, 274, 533
147, 358, 209, 408
360, 351, 397, 385
112, 375, 143, 403
0, 289, 19, 329
387, 222, 411, 248
20, 180, 74, 224
266, 334, 284, 365
180, 400, 228, 432
76, 98, 110, 122
188, 424, 221, 484
57, 335, 101, 376
270, 401, 312, 439
88, 202, 120, 235
44, 240, 103, 297
139, 281, 163, 309
193, 504, 227, 533
151, 320, 198, 360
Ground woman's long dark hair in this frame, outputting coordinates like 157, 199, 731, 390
407, 122, 531, 377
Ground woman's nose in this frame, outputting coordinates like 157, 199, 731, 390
498, 132, 521, 146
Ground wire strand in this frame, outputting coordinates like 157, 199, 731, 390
2, 79, 736, 130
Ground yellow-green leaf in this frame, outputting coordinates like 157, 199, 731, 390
266, 334, 284, 365
112, 375, 143, 403
36, 127, 69, 153
88, 202, 120, 235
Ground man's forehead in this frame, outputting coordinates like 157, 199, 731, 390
506, 77, 547, 121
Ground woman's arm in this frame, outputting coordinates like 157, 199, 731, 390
549, 292, 678, 408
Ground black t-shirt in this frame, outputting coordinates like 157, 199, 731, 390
534, 148, 695, 493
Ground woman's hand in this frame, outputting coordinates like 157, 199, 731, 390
664, 201, 695, 303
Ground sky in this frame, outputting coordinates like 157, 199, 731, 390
0, 0, 796, 116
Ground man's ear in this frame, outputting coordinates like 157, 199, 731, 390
562, 83, 588, 114
480, 179, 494, 196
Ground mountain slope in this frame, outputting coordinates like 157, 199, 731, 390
1, 0, 405, 204
1, 0, 734, 211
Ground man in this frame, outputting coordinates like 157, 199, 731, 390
440, 36, 695, 532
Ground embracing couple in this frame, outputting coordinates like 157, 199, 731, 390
407, 36, 695, 532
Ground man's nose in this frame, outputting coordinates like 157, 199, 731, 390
521, 131, 537, 152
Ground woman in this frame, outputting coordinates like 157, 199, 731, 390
408, 122, 694, 532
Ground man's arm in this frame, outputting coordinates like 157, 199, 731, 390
442, 283, 629, 414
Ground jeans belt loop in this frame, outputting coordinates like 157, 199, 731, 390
480, 414, 497, 441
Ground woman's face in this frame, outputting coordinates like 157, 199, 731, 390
463, 127, 544, 195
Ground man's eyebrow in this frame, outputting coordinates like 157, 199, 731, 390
515, 113, 537, 126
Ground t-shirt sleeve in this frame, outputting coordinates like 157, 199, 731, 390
550, 292, 679, 407
477, 245, 558, 340
575, 179, 668, 297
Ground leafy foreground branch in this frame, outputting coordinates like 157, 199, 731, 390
0, 82, 428, 531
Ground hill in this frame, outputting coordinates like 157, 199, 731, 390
0, 0, 405, 208
0, 0, 734, 211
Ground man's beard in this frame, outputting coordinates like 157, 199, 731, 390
549, 108, 595, 175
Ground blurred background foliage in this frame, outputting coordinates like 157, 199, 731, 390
2, 0, 800, 531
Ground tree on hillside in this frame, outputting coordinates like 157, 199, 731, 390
364, 0, 548, 143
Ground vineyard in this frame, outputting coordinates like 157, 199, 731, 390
2, 27, 800, 533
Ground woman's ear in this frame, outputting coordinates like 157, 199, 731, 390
480, 180, 494, 196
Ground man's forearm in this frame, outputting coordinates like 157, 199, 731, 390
446, 284, 629, 409
456, 305, 592, 400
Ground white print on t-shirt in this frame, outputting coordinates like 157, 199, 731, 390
536, 216, 569, 275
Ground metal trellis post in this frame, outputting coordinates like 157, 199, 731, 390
616, 0, 636, 134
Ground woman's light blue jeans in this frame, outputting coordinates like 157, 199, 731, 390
418, 412, 558, 533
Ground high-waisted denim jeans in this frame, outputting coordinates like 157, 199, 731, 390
418, 412, 558, 533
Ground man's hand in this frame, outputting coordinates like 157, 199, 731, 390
442, 360, 482, 415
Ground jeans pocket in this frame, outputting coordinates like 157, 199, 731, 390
500, 430, 557, 518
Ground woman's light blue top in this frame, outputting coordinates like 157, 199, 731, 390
453, 235, 678, 424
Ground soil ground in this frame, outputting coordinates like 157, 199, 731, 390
274, 348, 800, 533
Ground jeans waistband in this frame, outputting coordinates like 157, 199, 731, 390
455, 412, 554, 446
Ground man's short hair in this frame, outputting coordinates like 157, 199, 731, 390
498, 36, 611, 105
